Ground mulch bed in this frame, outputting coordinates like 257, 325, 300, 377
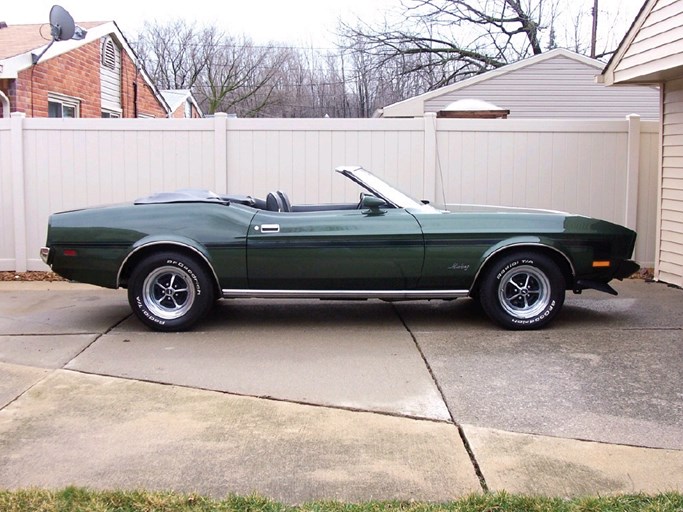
0, 271, 67, 282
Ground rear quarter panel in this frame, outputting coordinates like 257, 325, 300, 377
47, 203, 254, 288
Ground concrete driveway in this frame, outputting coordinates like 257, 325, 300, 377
0, 279, 682, 502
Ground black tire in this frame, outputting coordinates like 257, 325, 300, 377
479, 251, 565, 330
127, 251, 215, 332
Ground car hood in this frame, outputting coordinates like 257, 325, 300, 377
444, 203, 569, 215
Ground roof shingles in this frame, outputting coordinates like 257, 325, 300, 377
0, 22, 107, 60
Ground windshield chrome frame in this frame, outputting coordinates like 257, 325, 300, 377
336, 166, 440, 213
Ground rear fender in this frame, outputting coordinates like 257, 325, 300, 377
116, 235, 219, 289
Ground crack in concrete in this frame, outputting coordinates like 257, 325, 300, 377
390, 303, 489, 492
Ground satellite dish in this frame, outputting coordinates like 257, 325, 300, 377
49, 5, 76, 41
31, 4, 87, 65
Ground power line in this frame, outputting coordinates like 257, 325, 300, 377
129, 39, 343, 53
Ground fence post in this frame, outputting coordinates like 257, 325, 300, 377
423, 112, 438, 202
10, 113, 27, 272
625, 114, 641, 230
214, 113, 228, 192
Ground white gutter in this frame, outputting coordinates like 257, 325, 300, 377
0, 90, 9, 117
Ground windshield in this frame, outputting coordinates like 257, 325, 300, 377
340, 167, 440, 212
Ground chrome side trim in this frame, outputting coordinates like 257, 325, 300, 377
221, 289, 470, 299
471, 242, 576, 287
116, 241, 221, 290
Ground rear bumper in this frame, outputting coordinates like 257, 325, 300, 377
613, 259, 640, 280
40, 247, 51, 265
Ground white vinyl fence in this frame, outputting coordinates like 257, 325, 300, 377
0, 112, 658, 272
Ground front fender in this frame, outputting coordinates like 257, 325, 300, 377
472, 236, 576, 289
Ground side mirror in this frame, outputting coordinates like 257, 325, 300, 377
361, 194, 386, 214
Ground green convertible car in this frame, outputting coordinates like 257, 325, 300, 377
41, 166, 639, 331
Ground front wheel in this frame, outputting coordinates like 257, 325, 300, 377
127, 251, 215, 332
478, 252, 565, 330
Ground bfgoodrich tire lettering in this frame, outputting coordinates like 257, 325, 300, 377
479, 251, 565, 330
128, 251, 214, 332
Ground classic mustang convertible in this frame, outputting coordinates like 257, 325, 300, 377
41, 166, 639, 331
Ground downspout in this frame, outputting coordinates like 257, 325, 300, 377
133, 79, 138, 118
0, 90, 9, 118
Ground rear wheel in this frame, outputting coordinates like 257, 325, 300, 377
479, 251, 565, 330
127, 251, 215, 332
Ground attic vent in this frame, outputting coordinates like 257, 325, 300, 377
101, 37, 118, 70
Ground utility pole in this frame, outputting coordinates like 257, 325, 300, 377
591, 0, 599, 58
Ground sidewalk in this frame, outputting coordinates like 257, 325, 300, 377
0, 280, 681, 502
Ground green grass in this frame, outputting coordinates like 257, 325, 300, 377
0, 489, 681, 512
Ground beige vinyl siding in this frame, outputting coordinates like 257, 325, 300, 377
424, 55, 660, 119
660, 78, 683, 287
614, 0, 683, 83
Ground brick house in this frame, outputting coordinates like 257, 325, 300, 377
0, 20, 170, 118
161, 89, 203, 118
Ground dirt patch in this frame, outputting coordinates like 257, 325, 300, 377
632, 267, 655, 280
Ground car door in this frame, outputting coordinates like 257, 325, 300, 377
247, 208, 424, 290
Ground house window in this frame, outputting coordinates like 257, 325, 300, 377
48, 93, 80, 118
101, 37, 118, 70
101, 109, 121, 118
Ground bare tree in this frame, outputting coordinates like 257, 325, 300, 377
134, 20, 215, 90
132, 2, 632, 119
562, 0, 628, 60
339, 0, 562, 89
200, 37, 289, 116
264, 47, 339, 117
134, 20, 291, 116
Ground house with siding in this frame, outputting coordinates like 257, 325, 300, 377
0, 20, 170, 118
379, 48, 659, 119
161, 89, 203, 118
601, 0, 683, 288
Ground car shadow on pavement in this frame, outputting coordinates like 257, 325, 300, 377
123, 297, 628, 333
203, 299, 408, 332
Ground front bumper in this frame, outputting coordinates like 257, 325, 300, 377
573, 259, 641, 296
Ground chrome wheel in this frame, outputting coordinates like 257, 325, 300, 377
477, 251, 565, 330
142, 265, 196, 320
498, 265, 551, 319
128, 251, 215, 332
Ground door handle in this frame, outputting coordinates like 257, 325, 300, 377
259, 224, 280, 233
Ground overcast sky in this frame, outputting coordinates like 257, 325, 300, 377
2, 0, 397, 47
2, 0, 641, 49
